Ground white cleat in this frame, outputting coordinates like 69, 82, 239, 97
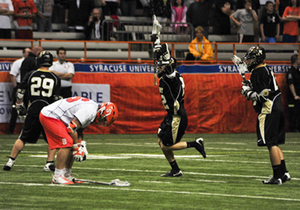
3, 158, 16, 171
52, 174, 74, 184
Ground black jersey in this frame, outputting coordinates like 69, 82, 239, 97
159, 71, 186, 116
286, 65, 300, 101
250, 64, 282, 113
19, 69, 61, 117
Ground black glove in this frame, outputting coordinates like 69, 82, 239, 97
14, 103, 27, 116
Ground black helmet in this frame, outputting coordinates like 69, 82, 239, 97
243, 46, 266, 71
36, 51, 53, 67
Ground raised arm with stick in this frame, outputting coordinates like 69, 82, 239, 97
151, 15, 162, 86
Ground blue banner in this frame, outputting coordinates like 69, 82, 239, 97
0, 62, 290, 74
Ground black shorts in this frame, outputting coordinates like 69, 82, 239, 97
256, 111, 285, 147
158, 114, 188, 147
19, 114, 47, 144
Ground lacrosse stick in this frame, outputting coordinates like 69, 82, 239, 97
75, 179, 130, 187
151, 15, 162, 86
231, 54, 248, 83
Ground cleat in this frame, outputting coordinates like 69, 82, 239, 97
262, 177, 282, 185
65, 174, 84, 184
195, 138, 206, 158
52, 174, 74, 184
161, 169, 182, 177
44, 163, 55, 172
282, 172, 291, 183
3, 158, 16, 171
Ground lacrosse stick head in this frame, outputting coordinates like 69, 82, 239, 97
152, 15, 162, 35
231, 54, 247, 78
109, 179, 131, 187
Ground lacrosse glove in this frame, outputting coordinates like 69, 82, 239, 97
241, 85, 259, 101
14, 103, 27, 117
72, 141, 88, 162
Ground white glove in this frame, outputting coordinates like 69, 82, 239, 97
241, 85, 258, 101
72, 141, 88, 162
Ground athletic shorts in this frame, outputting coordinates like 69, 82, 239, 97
19, 114, 47, 144
39, 113, 73, 150
158, 114, 188, 147
256, 111, 285, 147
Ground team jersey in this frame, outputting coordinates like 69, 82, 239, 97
159, 71, 186, 116
41, 96, 98, 128
250, 64, 282, 113
286, 65, 300, 101
18, 69, 61, 116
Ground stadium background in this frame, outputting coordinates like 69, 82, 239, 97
0, 62, 289, 135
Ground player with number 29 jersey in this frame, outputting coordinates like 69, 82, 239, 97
19, 69, 61, 117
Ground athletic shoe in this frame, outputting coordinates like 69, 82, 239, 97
43, 163, 55, 172
161, 169, 183, 177
3, 158, 16, 171
52, 174, 74, 184
262, 177, 282, 185
195, 138, 206, 158
65, 174, 84, 184
282, 172, 291, 183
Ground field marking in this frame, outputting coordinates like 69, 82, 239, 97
12, 164, 300, 181
139, 181, 171, 184
27, 154, 300, 165
195, 179, 227, 183
1, 181, 300, 202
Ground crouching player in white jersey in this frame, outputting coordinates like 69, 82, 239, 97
39, 96, 118, 184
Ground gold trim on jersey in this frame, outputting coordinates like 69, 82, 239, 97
172, 115, 181, 144
258, 113, 266, 144
38, 68, 50, 72
262, 100, 272, 114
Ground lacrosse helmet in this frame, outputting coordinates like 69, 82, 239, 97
36, 51, 53, 67
243, 46, 266, 71
156, 44, 177, 77
95, 102, 118, 126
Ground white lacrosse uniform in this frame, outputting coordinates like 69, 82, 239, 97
41, 97, 98, 128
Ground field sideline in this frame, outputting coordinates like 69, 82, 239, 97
0, 133, 299, 210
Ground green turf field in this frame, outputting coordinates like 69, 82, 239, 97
0, 133, 299, 210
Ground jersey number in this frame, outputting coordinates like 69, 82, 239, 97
30, 77, 54, 97
159, 77, 185, 110
66, 96, 90, 103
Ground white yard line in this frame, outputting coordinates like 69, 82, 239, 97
0, 182, 300, 202
12, 164, 300, 181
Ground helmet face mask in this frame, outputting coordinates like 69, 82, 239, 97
156, 57, 177, 77
95, 102, 118, 127
243, 46, 265, 71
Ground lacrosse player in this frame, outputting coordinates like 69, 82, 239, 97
3, 51, 61, 172
151, 17, 206, 177
39, 97, 118, 184
240, 46, 290, 185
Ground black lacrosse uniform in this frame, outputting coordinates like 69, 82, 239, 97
158, 71, 188, 146
286, 65, 300, 131
19, 69, 61, 143
250, 64, 285, 147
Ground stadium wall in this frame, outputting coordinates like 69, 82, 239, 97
0, 63, 289, 135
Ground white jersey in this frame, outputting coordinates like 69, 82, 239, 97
41, 97, 98, 128
49, 60, 75, 87
10, 57, 24, 83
